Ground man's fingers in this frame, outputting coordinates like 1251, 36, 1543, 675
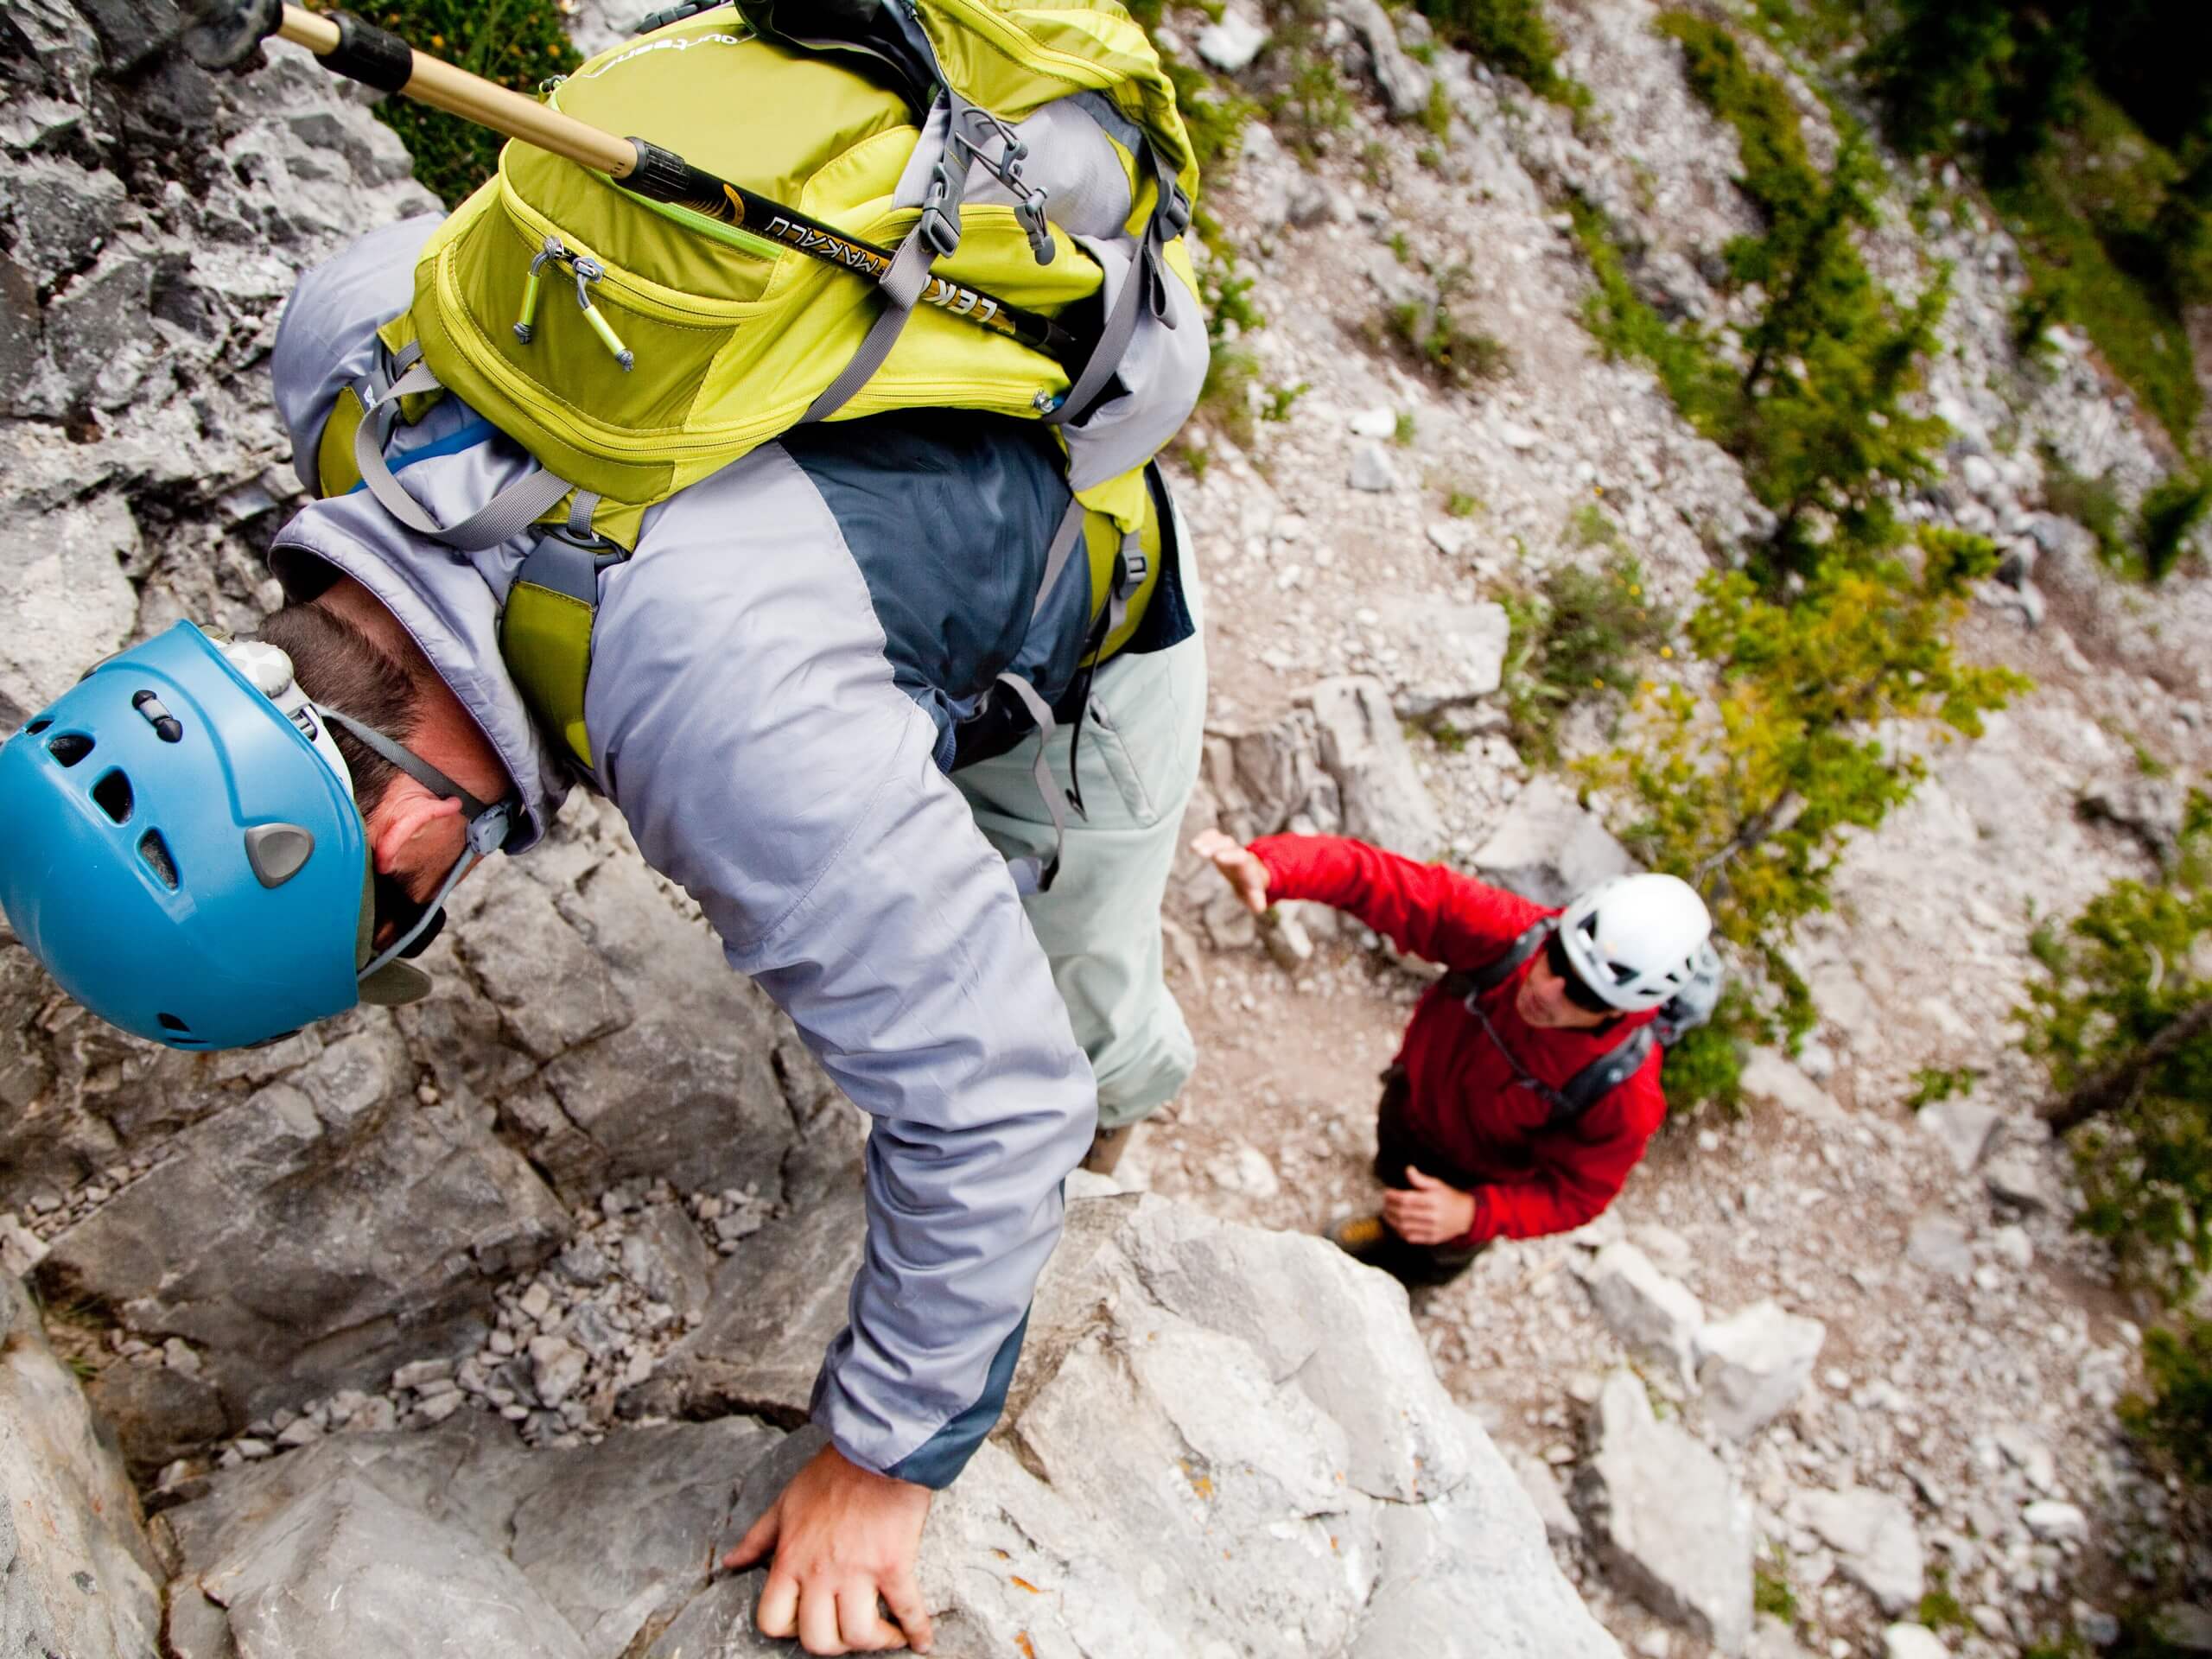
836, 1584, 907, 1652
723, 1503, 780, 1573
1403, 1165, 1441, 1191
882, 1568, 935, 1655
754, 1562, 801, 1640
799, 1578, 850, 1656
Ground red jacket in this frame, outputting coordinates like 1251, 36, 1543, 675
1249, 834, 1667, 1244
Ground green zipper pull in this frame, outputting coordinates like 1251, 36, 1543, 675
514, 235, 566, 344
571, 256, 634, 372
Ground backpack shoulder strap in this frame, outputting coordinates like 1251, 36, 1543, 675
1438, 918, 1555, 1004
1549, 1024, 1658, 1132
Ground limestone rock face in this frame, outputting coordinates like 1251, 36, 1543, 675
159, 1413, 779, 1659
38, 1030, 573, 1422
160, 1193, 1624, 1658
1576, 1370, 1754, 1656
1301, 676, 1449, 861
0, 1274, 163, 1659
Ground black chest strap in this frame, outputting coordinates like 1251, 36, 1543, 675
1439, 921, 1656, 1132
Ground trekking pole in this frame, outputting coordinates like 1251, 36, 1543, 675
181, 1, 1087, 365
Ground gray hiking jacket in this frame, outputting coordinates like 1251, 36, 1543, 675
265, 216, 1192, 1485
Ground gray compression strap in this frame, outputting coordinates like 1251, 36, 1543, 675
804, 92, 976, 424
993, 671, 1067, 896
1043, 141, 1185, 429
1032, 498, 1090, 619
353, 359, 575, 550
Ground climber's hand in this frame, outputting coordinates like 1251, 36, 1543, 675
1190, 828, 1271, 916
724, 1441, 934, 1654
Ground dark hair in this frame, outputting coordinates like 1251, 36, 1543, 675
255, 602, 424, 823
1545, 931, 1614, 1015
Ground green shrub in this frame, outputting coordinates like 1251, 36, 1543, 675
2124, 1313, 2212, 1491
1165, 58, 1260, 176
1269, 55, 1353, 161
1908, 1065, 1982, 1108
1664, 991, 1752, 1113
1378, 276, 1512, 389
1500, 553, 1675, 763
1415, 0, 1586, 108
310, 0, 582, 209
1590, 530, 2027, 1033
1567, 198, 1743, 448
1659, 12, 1822, 228
2039, 445, 2130, 568
1752, 1562, 1799, 1624
2138, 467, 2212, 582
2023, 790, 2212, 1303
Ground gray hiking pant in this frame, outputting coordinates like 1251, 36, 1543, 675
955, 543, 1206, 1132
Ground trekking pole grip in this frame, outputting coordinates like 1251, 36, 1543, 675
269, 4, 637, 175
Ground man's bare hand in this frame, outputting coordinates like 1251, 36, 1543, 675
1382, 1166, 1477, 1246
1190, 829, 1270, 916
722, 1442, 934, 1655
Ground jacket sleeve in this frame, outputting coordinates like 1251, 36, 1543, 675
1465, 1061, 1667, 1243
582, 447, 1095, 1488
1249, 834, 1546, 969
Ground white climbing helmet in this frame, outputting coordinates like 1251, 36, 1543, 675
1556, 874, 1713, 1014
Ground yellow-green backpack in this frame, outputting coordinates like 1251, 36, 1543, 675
320, 0, 1206, 767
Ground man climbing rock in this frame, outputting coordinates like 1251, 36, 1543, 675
1193, 830, 1714, 1287
0, 211, 1205, 1654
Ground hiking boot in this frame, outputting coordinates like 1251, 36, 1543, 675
1325, 1213, 1392, 1266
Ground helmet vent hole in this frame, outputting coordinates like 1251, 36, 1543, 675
25, 719, 51, 735
156, 1013, 203, 1046
48, 733, 93, 766
92, 769, 134, 823
138, 830, 180, 891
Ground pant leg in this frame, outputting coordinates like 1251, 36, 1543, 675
1370, 1069, 1487, 1287
954, 543, 1207, 1133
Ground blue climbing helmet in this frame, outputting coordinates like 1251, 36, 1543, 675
0, 620, 505, 1051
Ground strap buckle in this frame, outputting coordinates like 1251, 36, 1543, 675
919, 162, 963, 258
1158, 179, 1192, 240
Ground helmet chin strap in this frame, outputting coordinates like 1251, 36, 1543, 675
318, 708, 515, 983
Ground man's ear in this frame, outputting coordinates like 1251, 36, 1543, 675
369, 782, 464, 875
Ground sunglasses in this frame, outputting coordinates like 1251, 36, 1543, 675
1545, 931, 1614, 1014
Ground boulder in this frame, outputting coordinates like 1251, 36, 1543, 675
1350, 439, 1400, 493
1576, 1370, 1753, 1655
1882, 1624, 1950, 1659
2022, 1499, 2088, 1543
1695, 1301, 1825, 1442
2079, 770, 2191, 868
1474, 776, 1634, 906
165, 1194, 1625, 1657
1383, 597, 1512, 716
1300, 677, 1447, 861
1195, 6, 1270, 73
0, 1274, 163, 1659
1905, 1214, 1973, 1282
1739, 1051, 1846, 1127
1584, 1242, 1705, 1387
1332, 0, 1433, 119
1983, 1148, 2062, 1214
1790, 1486, 1925, 1616
1918, 1096, 2001, 1173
